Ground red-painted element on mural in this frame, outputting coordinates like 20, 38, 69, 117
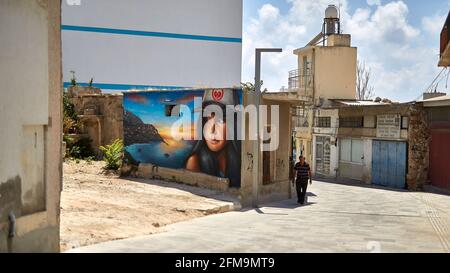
212, 89, 224, 102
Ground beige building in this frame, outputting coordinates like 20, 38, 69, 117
0, 0, 62, 252
292, 34, 357, 105
266, 5, 358, 170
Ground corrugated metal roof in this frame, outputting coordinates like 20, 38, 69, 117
333, 100, 393, 106
423, 95, 450, 107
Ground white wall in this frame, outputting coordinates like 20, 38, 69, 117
362, 138, 373, 183
62, 0, 242, 91
0, 0, 48, 198
1, 0, 62, 252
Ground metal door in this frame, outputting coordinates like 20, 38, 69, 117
372, 140, 407, 189
430, 130, 450, 189
315, 136, 330, 175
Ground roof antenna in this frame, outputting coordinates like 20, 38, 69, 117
338, 1, 342, 34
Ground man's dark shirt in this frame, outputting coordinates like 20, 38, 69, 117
294, 162, 310, 181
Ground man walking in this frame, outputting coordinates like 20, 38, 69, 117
293, 156, 312, 205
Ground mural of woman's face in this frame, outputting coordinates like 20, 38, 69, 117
203, 112, 227, 152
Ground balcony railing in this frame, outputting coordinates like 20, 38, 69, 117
291, 106, 309, 128
288, 69, 313, 91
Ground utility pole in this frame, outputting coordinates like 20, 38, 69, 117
252, 48, 282, 208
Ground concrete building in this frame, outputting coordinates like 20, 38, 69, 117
294, 100, 429, 190
62, 0, 242, 92
276, 5, 358, 169
279, 5, 433, 190
423, 96, 450, 190
420, 12, 450, 191
334, 101, 428, 190
292, 34, 357, 105
0, 0, 62, 252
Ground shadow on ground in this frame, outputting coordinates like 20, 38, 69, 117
124, 177, 240, 205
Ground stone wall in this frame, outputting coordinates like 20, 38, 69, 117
407, 103, 430, 190
69, 93, 123, 157
135, 164, 230, 192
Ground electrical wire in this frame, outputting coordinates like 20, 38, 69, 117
446, 68, 450, 90
425, 67, 447, 93
415, 67, 448, 101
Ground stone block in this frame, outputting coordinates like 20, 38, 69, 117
136, 163, 230, 192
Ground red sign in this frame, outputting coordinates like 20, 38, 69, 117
212, 89, 224, 102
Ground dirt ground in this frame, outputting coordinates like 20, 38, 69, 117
60, 160, 236, 252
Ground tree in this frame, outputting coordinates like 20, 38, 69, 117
356, 61, 375, 100
241, 81, 267, 93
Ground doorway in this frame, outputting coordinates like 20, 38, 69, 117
315, 136, 331, 175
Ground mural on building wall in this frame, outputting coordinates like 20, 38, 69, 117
123, 89, 242, 187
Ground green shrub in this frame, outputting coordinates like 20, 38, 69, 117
63, 90, 80, 134
69, 146, 81, 159
70, 70, 77, 86
100, 139, 124, 170
85, 156, 95, 164
65, 136, 95, 159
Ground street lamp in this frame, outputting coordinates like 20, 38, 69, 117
252, 48, 282, 208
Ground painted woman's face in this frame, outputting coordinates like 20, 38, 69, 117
203, 113, 227, 152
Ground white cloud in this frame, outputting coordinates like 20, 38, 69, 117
345, 1, 420, 45
422, 14, 446, 36
258, 3, 280, 22
242, 1, 442, 101
367, 0, 381, 6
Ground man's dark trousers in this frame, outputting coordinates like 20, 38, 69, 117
296, 178, 309, 204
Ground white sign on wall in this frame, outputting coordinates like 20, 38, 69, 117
377, 114, 401, 139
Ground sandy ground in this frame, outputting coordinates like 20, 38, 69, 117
61, 160, 237, 252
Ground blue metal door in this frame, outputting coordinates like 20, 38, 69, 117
372, 140, 407, 189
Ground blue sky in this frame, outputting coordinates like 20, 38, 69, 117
242, 0, 450, 101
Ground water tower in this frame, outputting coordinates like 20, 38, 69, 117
323, 5, 340, 36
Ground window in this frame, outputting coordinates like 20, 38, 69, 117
291, 106, 305, 117
340, 138, 363, 164
340, 117, 363, 128
401, 116, 409, 129
317, 117, 331, 128
364, 116, 376, 128
303, 56, 308, 74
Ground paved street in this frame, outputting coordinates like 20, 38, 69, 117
68, 180, 450, 253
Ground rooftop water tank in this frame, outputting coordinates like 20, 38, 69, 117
325, 5, 338, 19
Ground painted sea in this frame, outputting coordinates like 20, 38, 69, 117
125, 140, 196, 169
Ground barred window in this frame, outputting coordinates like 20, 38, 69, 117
317, 117, 331, 128
291, 106, 305, 117
340, 117, 363, 128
